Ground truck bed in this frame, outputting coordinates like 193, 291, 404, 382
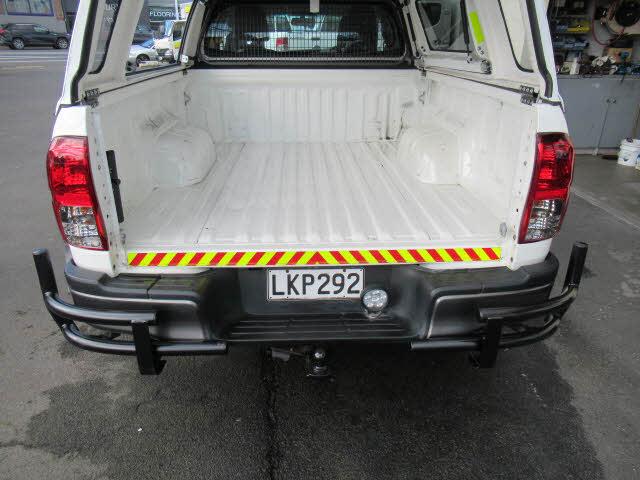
122, 141, 501, 250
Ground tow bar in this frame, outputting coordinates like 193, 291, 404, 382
269, 345, 331, 378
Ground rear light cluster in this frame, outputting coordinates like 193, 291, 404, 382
519, 133, 574, 243
46, 137, 108, 250
275, 37, 289, 50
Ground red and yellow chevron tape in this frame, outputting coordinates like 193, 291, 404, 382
127, 247, 501, 267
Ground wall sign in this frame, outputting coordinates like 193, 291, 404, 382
149, 6, 175, 21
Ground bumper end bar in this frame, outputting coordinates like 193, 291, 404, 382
412, 242, 588, 367
33, 249, 227, 374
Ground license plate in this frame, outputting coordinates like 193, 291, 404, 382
267, 268, 364, 300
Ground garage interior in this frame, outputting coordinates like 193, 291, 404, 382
548, 0, 640, 232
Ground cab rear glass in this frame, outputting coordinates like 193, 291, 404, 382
200, 1, 406, 63
91, 0, 121, 73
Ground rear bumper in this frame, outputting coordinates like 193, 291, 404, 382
33, 243, 588, 374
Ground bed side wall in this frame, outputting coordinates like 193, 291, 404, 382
403, 72, 538, 241
95, 75, 207, 215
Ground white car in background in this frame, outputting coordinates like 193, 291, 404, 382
128, 39, 160, 66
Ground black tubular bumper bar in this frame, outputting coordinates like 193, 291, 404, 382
411, 241, 589, 367
33, 249, 227, 374
33, 242, 587, 374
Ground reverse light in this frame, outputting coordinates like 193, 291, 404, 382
46, 137, 108, 250
519, 133, 574, 243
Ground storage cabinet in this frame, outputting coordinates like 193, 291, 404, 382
558, 76, 640, 152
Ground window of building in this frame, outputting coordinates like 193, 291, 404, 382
4, 0, 53, 16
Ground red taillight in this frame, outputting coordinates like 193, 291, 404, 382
0, 29, 6, 35
519, 133, 574, 243
46, 137, 108, 250
275, 37, 288, 49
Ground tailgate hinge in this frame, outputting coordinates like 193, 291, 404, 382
519, 85, 538, 106
82, 88, 100, 108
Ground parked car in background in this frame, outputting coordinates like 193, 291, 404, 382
0, 23, 70, 49
129, 39, 160, 66
154, 19, 185, 62
261, 14, 357, 52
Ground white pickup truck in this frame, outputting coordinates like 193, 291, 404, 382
35, 0, 588, 375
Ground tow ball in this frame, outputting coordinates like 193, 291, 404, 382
269, 345, 331, 378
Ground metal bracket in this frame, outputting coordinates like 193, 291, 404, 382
131, 320, 165, 375
470, 317, 503, 368
82, 88, 100, 108
520, 85, 538, 106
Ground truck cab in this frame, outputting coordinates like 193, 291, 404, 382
35, 0, 587, 375
154, 19, 186, 61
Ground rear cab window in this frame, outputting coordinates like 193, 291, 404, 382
200, 1, 407, 64
415, 0, 470, 53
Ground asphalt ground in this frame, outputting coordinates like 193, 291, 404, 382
0, 49, 638, 479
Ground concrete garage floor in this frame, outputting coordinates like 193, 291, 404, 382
1, 56, 639, 480
572, 154, 640, 230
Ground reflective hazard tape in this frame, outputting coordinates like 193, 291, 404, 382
127, 247, 502, 267
468, 11, 486, 45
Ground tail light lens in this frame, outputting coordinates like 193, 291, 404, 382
519, 133, 574, 243
46, 137, 108, 250
275, 37, 288, 50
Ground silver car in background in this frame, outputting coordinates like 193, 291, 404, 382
128, 39, 160, 66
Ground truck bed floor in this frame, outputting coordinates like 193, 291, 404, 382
122, 141, 501, 250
